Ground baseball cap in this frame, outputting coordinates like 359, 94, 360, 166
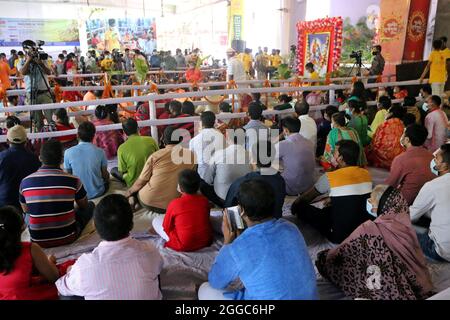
7, 125, 27, 144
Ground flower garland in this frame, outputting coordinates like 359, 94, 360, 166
296, 17, 343, 76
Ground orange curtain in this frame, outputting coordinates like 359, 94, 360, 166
379, 0, 411, 76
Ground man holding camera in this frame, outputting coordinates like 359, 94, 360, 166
366, 45, 385, 83
19, 49, 54, 132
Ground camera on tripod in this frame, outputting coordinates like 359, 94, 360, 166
350, 50, 363, 65
22, 40, 49, 61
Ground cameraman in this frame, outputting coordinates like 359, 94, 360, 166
19, 50, 54, 132
366, 45, 385, 83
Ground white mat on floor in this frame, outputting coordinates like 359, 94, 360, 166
22, 170, 450, 300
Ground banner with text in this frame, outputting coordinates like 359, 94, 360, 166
228, 0, 245, 45
379, 0, 411, 76
0, 18, 80, 47
402, 0, 430, 63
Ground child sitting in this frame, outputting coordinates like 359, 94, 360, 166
55, 194, 163, 300
151, 169, 213, 252
0, 206, 61, 300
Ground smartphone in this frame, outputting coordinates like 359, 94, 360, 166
225, 206, 246, 232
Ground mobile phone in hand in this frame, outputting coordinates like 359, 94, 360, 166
225, 206, 246, 232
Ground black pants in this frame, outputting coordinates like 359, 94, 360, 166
200, 180, 225, 208
291, 201, 334, 242
110, 167, 125, 184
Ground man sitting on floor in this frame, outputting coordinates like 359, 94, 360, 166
276, 117, 316, 196
125, 126, 196, 218
198, 179, 318, 300
20, 139, 95, 248
111, 118, 159, 187
151, 169, 213, 252
291, 140, 372, 244
295, 100, 317, 152
243, 103, 269, 151
385, 124, 435, 205
224, 140, 286, 219
189, 111, 225, 180
64, 121, 110, 200
410, 144, 450, 262
201, 129, 252, 208
0, 125, 40, 209
56, 194, 163, 300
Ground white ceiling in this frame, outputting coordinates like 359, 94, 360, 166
0, 0, 225, 13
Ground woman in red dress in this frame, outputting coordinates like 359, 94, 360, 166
0, 207, 62, 300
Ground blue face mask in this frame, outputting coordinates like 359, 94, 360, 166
346, 109, 352, 116
422, 103, 429, 112
430, 159, 439, 176
367, 200, 377, 218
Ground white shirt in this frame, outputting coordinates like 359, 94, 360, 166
227, 57, 247, 82
203, 144, 253, 199
189, 128, 226, 179
298, 115, 318, 152
55, 237, 163, 300
410, 173, 450, 261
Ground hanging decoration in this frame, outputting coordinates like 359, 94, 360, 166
296, 17, 343, 77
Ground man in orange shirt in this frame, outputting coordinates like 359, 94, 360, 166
0, 53, 16, 91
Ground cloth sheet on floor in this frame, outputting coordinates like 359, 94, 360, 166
20, 167, 450, 300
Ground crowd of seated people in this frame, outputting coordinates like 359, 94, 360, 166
1, 61, 450, 302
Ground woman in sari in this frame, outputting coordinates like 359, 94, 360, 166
367, 105, 405, 169
316, 185, 434, 300
347, 100, 371, 146
321, 112, 367, 170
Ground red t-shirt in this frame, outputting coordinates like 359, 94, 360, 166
62, 90, 83, 102
163, 194, 213, 252
55, 123, 77, 143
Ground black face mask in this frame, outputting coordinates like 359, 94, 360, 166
372, 51, 378, 56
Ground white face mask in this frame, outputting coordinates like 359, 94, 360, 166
177, 184, 182, 193
367, 200, 377, 218
430, 159, 439, 176
422, 103, 429, 112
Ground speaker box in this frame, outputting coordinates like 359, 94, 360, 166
231, 40, 246, 53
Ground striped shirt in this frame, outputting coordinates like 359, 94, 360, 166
19, 167, 87, 248
315, 166, 373, 243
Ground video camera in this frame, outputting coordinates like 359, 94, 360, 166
22, 40, 49, 61
350, 50, 363, 65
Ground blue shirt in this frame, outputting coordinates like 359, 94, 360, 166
0, 145, 41, 208
64, 142, 108, 199
224, 168, 286, 219
208, 219, 318, 300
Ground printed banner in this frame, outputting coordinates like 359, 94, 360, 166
379, 0, 411, 76
402, 0, 430, 62
0, 18, 79, 47
86, 18, 156, 54
228, 0, 245, 44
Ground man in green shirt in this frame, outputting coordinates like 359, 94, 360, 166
111, 118, 159, 187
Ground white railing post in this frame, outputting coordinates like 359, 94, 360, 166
149, 94, 158, 142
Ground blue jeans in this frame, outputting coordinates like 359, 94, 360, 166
416, 231, 446, 262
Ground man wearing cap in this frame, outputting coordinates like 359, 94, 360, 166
0, 125, 40, 209
226, 48, 246, 82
